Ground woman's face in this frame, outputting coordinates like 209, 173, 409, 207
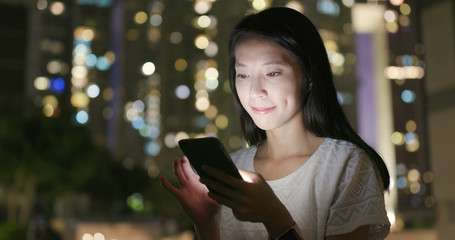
234, 36, 303, 131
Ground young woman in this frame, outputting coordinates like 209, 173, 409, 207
160, 7, 390, 240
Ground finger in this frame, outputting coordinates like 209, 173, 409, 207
181, 156, 199, 181
200, 177, 239, 200
207, 189, 235, 208
202, 165, 245, 190
159, 175, 180, 197
174, 159, 188, 187
173, 158, 188, 186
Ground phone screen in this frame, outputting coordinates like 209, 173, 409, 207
178, 137, 242, 180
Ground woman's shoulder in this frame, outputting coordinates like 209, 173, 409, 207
229, 145, 257, 170
230, 145, 257, 160
321, 138, 366, 157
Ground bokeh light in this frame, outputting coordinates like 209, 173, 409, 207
86, 84, 100, 98
49, 78, 65, 93
194, 35, 210, 49
142, 62, 156, 75
174, 58, 187, 71
194, 0, 212, 14
170, 31, 183, 44
197, 15, 211, 28
134, 11, 147, 24
49, 1, 65, 15
391, 131, 405, 146
34, 77, 50, 90
252, 0, 269, 11
71, 92, 90, 108
401, 89, 416, 103
37, 0, 47, 10
400, 3, 411, 15
175, 85, 191, 99
390, 0, 405, 6
75, 110, 89, 125
150, 14, 163, 26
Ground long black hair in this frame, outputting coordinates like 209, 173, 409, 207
228, 7, 390, 190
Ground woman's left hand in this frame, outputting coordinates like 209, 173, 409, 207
200, 166, 295, 238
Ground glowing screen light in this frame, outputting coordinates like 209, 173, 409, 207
49, 77, 65, 93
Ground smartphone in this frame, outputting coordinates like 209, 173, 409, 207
178, 137, 242, 181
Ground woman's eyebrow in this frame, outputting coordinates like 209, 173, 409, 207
262, 60, 285, 66
235, 60, 286, 67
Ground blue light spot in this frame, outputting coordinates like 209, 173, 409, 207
404, 132, 418, 144
73, 39, 92, 47
86, 54, 97, 68
145, 140, 161, 156
96, 0, 113, 7
193, 115, 209, 128
49, 78, 65, 93
401, 89, 415, 103
76, 0, 113, 7
317, 0, 340, 16
401, 54, 413, 66
96, 56, 111, 71
132, 117, 145, 130
149, 125, 160, 139
397, 176, 407, 189
75, 111, 89, 124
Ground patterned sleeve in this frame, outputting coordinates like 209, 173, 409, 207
325, 150, 390, 239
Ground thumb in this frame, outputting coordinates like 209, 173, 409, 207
238, 170, 262, 183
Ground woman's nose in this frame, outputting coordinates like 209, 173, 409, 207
249, 77, 267, 98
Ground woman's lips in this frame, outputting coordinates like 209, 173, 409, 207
251, 106, 276, 115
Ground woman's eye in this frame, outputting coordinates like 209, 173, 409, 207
267, 71, 281, 77
236, 73, 248, 79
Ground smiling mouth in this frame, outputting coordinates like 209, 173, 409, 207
251, 106, 276, 115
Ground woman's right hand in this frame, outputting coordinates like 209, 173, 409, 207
160, 156, 221, 227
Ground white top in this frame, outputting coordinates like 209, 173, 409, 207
219, 138, 390, 240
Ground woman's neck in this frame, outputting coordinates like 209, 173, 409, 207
258, 119, 325, 162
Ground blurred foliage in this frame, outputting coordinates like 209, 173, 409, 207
0, 102, 193, 238
0, 105, 151, 221
0, 223, 27, 240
